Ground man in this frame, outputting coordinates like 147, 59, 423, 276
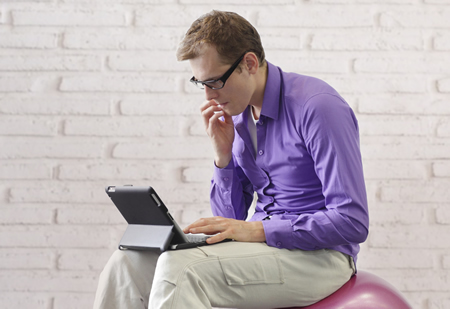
94, 10, 369, 309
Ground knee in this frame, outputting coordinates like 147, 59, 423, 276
153, 249, 206, 284
101, 250, 130, 275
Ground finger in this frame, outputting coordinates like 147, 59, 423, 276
199, 100, 221, 115
188, 224, 223, 235
206, 231, 230, 244
202, 106, 223, 130
184, 217, 220, 233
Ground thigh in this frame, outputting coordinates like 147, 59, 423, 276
153, 242, 354, 309
198, 242, 354, 308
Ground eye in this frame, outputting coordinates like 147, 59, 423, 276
206, 80, 224, 89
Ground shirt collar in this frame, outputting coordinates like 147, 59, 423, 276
260, 61, 281, 121
233, 61, 282, 126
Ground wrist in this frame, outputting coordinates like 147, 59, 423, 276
215, 156, 232, 169
250, 221, 266, 242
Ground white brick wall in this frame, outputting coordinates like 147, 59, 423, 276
0, 1, 449, 308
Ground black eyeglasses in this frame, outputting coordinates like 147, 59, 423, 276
190, 51, 248, 90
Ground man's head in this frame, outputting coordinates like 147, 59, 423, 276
177, 10, 267, 116
176, 10, 265, 68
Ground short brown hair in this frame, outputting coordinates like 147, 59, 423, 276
176, 10, 265, 67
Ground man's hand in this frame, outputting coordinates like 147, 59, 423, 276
183, 216, 266, 244
200, 100, 235, 168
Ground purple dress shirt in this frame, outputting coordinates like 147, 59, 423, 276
210, 61, 369, 263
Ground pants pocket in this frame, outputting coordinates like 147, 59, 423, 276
218, 253, 284, 286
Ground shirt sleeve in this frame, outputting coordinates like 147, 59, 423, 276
210, 157, 254, 221
263, 93, 369, 250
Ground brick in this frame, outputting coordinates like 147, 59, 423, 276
53, 293, 96, 309
58, 163, 166, 181
63, 28, 180, 50
354, 57, 450, 74
434, 33, 450, 50
315, 0, 415, 2
135, 6, 212, 27
182, 166, 212, 183
64, 116, 182, 137
444, 255, 450, 269
0, 163, 52, 180
370, 225, 450, 249
0, 33, 58, 49
0, 249, 54, 269
358, 96, 450, 115
181, 0, 292, 3
9, 185, 107, 204
108, 52, 189, 72
357, 249, 434, 269
437, 78, 450, 93
60, 75, 175, 93
180, 205, 214, 226
380, 180, 450, 203
57, 249, 113, 270
0, 141, 103, 159
0, 116, 58, 136
63, 0, 175, 3
361, 137, 450, 160
0, 226, 112, 248
380, 8, 450, 28
436, 207, 450, 224
265, 51, 348, 74
363, 160, 426, 180
12, 10, 126, 26
429, 296, 450, 309
369, 203, 425, 225
260, 29, 303, 50
0, 76, 34, 92
0, 55, 101, 71
258, 6, 373, 27
433, 162, 450, 177
0, 96, 111, 115
112, 138, 213, 160
189, 118, 205, 136
0, 205, 54, 224
358, 115, 437, 136
437, 121, 450, 137
325, 76, 426, 94
0, 293, 49, 308
0, 270, 98, 292
311, 30, 423, 51
56, 206, 124, 225
120, 95, 201, 116
381, 270, 450, 292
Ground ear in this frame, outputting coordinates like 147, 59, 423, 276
243, 52, 259, 74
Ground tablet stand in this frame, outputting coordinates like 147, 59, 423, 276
118, 224, 175, 252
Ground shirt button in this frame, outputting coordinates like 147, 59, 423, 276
258, 150, 264, 155
276, 241, 282, 247
223, 177, 229, 181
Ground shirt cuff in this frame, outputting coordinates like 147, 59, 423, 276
262, 219, 295, 249
212, 159, 235, 192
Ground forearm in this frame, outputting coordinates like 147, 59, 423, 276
210, 159, 253, 220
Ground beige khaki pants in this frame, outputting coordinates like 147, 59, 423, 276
93, 242, 355, 309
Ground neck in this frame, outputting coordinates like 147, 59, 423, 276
249, 63, 268, 119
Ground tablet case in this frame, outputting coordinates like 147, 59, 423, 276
106, 185, 188, 252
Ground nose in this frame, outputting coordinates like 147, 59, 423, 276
204, 86, 218, 101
